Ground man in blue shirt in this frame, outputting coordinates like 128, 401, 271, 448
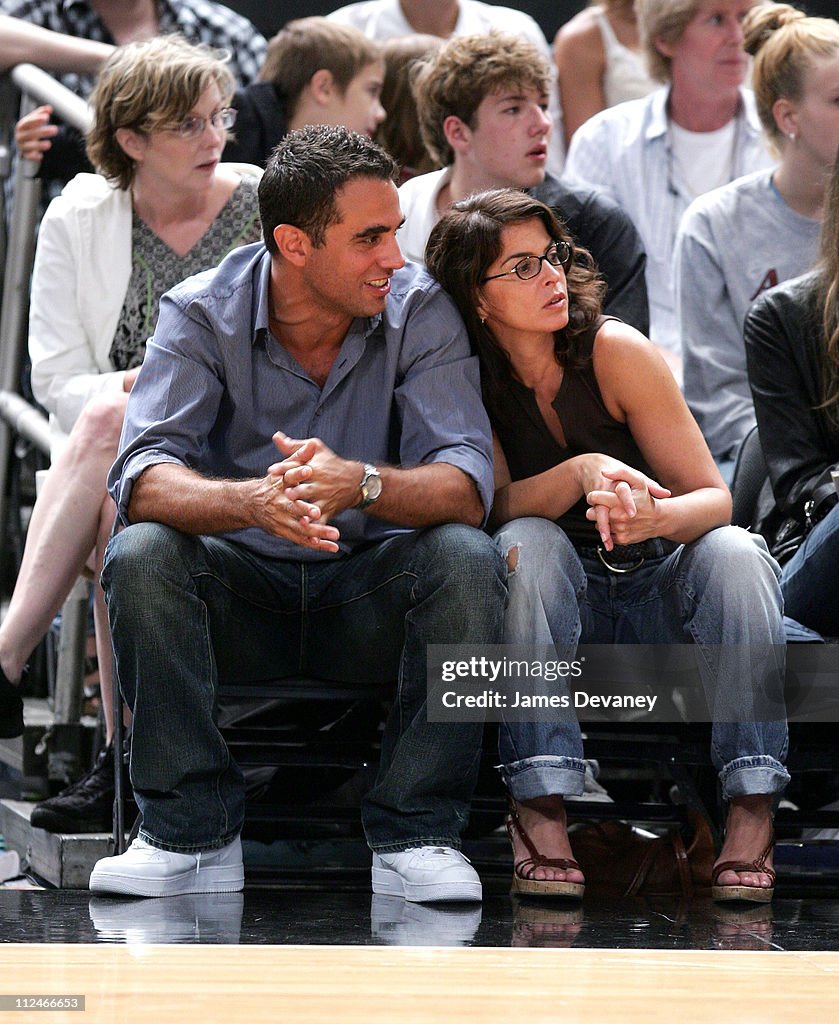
88, 126, 505, 903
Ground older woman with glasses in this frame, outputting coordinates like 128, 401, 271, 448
0, 36, 261, 831
426, 188, 789, 903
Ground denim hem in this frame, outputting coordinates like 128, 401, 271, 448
137, 827, 240, 854
369, 836, 462, 854
498, 756, 587, 800
719, 756, 790, 800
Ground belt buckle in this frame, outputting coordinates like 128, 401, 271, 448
596, 545, 645, 574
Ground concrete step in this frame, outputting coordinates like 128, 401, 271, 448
0, 699, 100, 800
0, 798, 116, 889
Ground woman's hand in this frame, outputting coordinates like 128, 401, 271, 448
575, 456, 670, 550
15, 105, 57, 162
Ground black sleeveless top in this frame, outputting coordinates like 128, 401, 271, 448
493, 317, 654, 547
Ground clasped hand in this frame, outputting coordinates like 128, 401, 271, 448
580, 458, 670, 551
259, 431, 362, 552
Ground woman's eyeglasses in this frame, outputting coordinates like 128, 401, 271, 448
482, 240, 573, 283
164, 107, 237, 140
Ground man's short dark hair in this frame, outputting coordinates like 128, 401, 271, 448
258, 125, 398, 251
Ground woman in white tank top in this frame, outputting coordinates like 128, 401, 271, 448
554, 1, 656, 148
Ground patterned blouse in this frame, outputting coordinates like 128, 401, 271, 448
109, 176, 260, 371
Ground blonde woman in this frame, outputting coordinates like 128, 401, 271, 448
678, 4, 839, 483
554, 1, 657, 148
0, 37, 262, 832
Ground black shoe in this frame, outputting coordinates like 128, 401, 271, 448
30, 743, 133, 834
0, 665, 24, 739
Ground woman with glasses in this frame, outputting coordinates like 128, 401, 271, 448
0, 36, 261, 831
426, 188, 788, 903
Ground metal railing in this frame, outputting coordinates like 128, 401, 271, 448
0, 63, 92, 534
0, 66, 93, 770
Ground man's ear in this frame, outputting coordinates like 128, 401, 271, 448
309, 68, 336, 108
115, 126, 145, 163
443, 114, 472, 156
272, 223, 312, 266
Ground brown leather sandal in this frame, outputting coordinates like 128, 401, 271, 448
506, 802, 585, 899
711, 836, 775, 904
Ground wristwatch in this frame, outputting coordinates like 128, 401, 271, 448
358, 463, 382, 510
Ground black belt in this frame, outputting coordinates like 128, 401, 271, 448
576, 539, 679, 574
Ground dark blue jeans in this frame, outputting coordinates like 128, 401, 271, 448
102, 522, 507, 853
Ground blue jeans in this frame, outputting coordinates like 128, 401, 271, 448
493, 518, 789, 802
101, 522, 506, 853
781, 502, 839, 638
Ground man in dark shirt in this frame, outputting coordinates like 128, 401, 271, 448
88, 126, 505, 901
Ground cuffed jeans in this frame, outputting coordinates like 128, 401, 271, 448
781, 502, 839, 638
494, 518, 789, 803
102, 522, 506, 853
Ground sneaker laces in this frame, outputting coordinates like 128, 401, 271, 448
126, 837, 166, 862
411, 847, 471, 863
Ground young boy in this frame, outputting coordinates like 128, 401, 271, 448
223, 17, 386, 166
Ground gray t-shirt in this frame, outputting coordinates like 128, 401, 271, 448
676, 168, 820, 460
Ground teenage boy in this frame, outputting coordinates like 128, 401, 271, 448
399, 32, 649, 333
327, 0, 566, 173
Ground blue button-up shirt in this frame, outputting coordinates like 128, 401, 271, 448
109, 243, 494, 561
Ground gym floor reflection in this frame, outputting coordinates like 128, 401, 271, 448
2, 880, 838, 951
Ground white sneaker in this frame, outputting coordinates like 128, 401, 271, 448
88, 836, 244, 898
372, 846, 482, 903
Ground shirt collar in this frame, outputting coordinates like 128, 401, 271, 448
253, 250, 384, 346
644, 87, 671, 143
645, 85, 756, 143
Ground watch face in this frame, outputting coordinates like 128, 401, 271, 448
361, 465, 382, 508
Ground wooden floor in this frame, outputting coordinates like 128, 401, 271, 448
4, 944, 839, 1023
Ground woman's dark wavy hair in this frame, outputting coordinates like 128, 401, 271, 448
425, 188, 605, 425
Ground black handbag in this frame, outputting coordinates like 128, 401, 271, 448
766, 467, 838, 566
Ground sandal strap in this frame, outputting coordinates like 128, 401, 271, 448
712, 838, 776, 885
506, 800, 581, 880
514, 855, 582, 881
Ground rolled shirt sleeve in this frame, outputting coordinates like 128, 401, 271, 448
109, 247, 494, 555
